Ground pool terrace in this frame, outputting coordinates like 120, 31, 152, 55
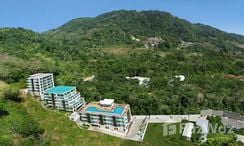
78, 101, 130, 116
45, 86, 75, 94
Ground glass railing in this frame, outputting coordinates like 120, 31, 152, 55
90, 117, 99, 119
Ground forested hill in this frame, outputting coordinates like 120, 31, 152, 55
0, 28, 61, 58
0, 10, 243, 116
46, 10, 244, 56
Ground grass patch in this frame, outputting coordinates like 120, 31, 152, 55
122, 123, 195, 146
142, 123, 194, 146
0, 80, 9, 95
0, 99, 44, 145
100, 47, 150, 55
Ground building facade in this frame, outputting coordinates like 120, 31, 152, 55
43, 86, 85, 111
78, 99, 133, 133
27, 73, 54, 99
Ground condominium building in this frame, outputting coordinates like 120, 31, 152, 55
43, 86, 85, 111
78, 99, 132, 133
27, 73, 54, 99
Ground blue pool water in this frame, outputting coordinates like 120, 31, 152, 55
46, 86, 75, 94
86, 106, 124, 114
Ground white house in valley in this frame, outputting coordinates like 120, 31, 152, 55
125, 76, 150, 86
78, 99, 133, 133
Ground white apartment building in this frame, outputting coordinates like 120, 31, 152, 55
78, 99, 133, 133
43, 86, 85, 112
27, 73, 54, 99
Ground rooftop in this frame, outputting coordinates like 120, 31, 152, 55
175, 75, 185, 82
182, 123, 194, 138
45, 86, 75, 94
28, 73, 53, 79
196, 117, 209, 134
125, 76, 150, 86
100, 99, 114, 106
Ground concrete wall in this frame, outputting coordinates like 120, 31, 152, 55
213, 110, 224, 116
189, 115, 202, 121
236, 121, 244, 129
201, 109, 224, 116
134, 115, 201, 123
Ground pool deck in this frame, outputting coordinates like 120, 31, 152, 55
78, 102, 130, 116
45, 86, 75, 94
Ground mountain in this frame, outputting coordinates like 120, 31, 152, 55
1, 10, 244, 57
45, 10, 244, 56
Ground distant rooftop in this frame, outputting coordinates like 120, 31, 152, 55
100, 99, 114, 106
45, 86, 75, 94
125, 76, 150, 86
182, 123, 194, 138
28, 73, 53, 79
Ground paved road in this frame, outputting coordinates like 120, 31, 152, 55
126, 117, 146, 141
135, 115, 201, 123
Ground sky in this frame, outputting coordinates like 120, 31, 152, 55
0, 0, 243, 35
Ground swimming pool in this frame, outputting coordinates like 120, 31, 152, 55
45, 86, 75, 94
86, 106, 124, 114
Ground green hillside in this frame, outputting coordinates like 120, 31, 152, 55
0, 10, 243, 115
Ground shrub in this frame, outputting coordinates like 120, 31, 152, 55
0, 103, 9, 117
0, 109, 9, 117
3, 90, 22, 102
234, 128, 244, 135
12, 114, 44, 138
0, 136, 12, 146
18, 138, 34, 146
